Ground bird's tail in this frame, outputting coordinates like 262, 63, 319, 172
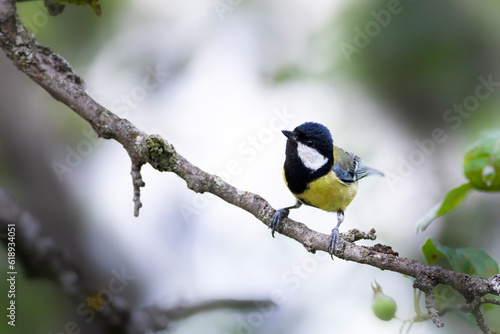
356, 164, 384, 180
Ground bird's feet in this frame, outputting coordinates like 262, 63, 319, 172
269, 208, 290, 237
328, 227, 340, 257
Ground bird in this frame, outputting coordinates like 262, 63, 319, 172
269, 122, 383, 255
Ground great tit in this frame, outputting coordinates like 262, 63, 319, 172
270, 122, 383, 255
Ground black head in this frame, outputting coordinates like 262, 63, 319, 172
282, 122, 334, 161
281, 122, 334, 194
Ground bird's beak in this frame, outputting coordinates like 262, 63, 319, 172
282, 130, 297, 141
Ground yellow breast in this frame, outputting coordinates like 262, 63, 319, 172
287, 171, 358, 212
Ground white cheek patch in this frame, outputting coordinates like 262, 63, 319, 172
297, 143, 328, 171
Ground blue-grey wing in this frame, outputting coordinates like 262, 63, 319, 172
333, 163, 356, 184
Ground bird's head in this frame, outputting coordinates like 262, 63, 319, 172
282, 122, 333, 172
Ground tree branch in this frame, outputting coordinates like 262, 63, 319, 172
413, 273, 443, 328
0, 187, 273, 334
468, 296, 492, 334
1, 2, 499, 332
480, 297, 500, 307
128, 299, 274, 333
131, 162, 145, 217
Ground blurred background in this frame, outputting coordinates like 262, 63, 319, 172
1, 0, 500, 333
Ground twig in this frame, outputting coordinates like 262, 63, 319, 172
464, 295, 498, 334
0, 188, 126, 330
0, 187, 274, 334
344, 228, 377, 242
131, 162, 145, 217
480, 297, 500, 307
128, 299, 274, 333
413, 274, 443, 328
469, 296, 492, 334
471, 307, 491, 334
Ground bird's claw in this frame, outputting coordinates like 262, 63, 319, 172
328, 227, 339, 257
269, 208, 289, 237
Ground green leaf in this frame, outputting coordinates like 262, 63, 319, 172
422, 238, 444, 265
422, 239, 499, 278
464, 130, 500, 191
433, 285, 475, 322
53, 0, 101, 16
416, 183, 473, 232
436, 183, 473, 216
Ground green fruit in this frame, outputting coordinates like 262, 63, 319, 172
372, 281, 397, 321
372, 294, 397, 321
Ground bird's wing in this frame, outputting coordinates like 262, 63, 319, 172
333, 146, 384, 184
332, 146, 357, 184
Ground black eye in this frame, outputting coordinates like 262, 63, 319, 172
305, 140, 314, 147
